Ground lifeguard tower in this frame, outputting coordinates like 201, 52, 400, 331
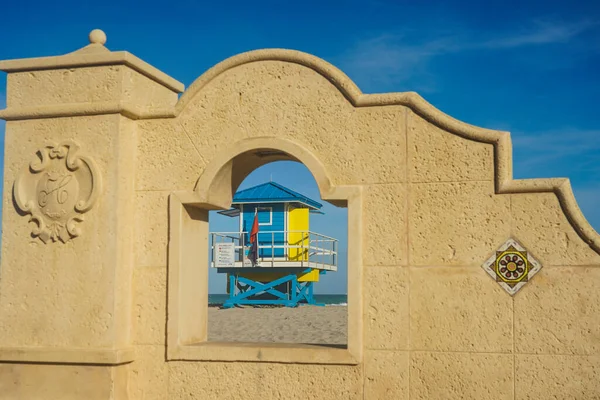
210, 182, 338, 308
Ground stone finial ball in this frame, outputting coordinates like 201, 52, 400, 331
89, 29, 107, 45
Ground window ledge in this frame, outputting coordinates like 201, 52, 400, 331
167, 341, 358, 365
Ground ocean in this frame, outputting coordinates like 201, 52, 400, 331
208, 293, 347, 306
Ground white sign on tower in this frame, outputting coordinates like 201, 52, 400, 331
214, 242, 235, 268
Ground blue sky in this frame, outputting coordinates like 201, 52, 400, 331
1, 1, 599, 294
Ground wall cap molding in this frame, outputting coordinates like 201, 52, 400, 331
0, 50, 184, 93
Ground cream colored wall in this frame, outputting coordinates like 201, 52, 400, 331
0, 364, 128, 400
6, 67, 177, 110
1, 32, 599, 399
0, 114, 135, 349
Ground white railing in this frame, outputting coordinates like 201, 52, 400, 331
210, 230, 338, 270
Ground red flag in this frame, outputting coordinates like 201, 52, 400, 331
250, 211, 259, 244
248, 210, 259, 265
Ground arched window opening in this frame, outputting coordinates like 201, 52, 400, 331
207, 161, 348, 347
167, 140, 361, 363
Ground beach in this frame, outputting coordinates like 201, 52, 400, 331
208, 305, 347, 346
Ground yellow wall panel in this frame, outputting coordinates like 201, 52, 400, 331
288, 207, 309, 261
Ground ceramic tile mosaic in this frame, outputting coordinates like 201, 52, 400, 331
482, 238, 542, 295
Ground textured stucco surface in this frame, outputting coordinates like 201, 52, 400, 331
0, 363, 127, 400
175, 61, 407, 188
364, 267, 409, 350
514, 267, 600, 355
6, 67, 123, 107
132, 267, 167, 345
136, 120, 205, 191
410, 267, 513, 353
6, 66, 177, 111
0, 115, 135, 349
129, 344, 363, 400
410, 352, 514, 400
515, 355, 600, 399
135, 191, 169, 268
364, 350, 409, 399
1, 41, 599, 399
364, 184, 408, 266
407, 110, 494, 182
168, 359, 363, 399
409, 181, 512, 266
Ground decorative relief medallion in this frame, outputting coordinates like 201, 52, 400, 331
13, 141, 101, 243
482, 238, 542, 295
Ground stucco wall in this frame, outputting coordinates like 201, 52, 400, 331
1, 33, 599, 399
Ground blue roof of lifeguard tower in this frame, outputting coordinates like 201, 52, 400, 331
232, 181, 323, 210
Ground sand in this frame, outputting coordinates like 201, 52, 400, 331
208, 305, 347, 346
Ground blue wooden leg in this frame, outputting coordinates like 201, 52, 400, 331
289, 275, 298, 307
223, 274, 237, 308
307, 281, 314, 304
